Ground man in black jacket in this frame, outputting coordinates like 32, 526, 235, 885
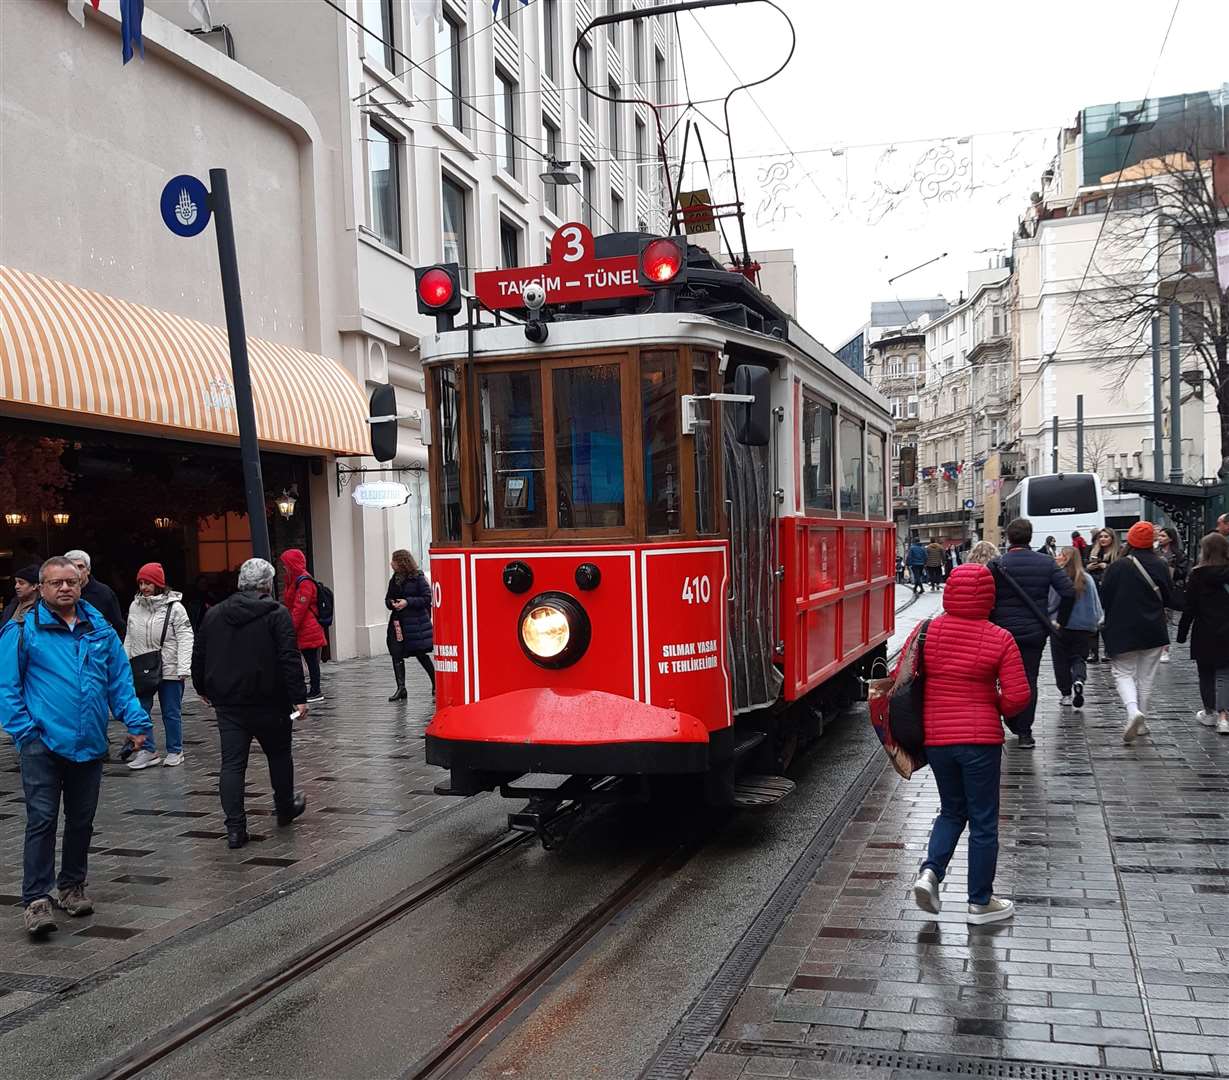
990, 518, 1076, 749
64, 550, 124, 636
191, 558, 308, 849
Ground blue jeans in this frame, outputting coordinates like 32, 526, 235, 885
139, 678, 185, 755
19, 739, 103, 906
921, 744, 1002, 905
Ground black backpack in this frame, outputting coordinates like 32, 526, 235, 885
297, 574, 335, 628
889, 619, 930, 759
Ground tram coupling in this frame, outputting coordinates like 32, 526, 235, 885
503, 776, 632, 849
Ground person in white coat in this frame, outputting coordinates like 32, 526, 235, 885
123, 563, 194, 769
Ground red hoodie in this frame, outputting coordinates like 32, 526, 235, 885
280, 549, 327, 650
899, 563, 1031, 747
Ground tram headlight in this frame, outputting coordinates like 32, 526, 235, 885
517, 592, 591, 669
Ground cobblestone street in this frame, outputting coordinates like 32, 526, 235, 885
698, 648, 1229, 1078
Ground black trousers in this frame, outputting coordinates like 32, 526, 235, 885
1051, 629, 1093, 696
301, 648, 321, 696
218, 708, 294, 832
390, 640, 435, 688
1009, 640, 1047, 737
1197, 659, 1218, 713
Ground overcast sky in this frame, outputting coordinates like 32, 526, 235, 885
675, 0, 1229, 346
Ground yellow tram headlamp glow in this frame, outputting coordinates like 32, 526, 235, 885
517, 592, 592, 669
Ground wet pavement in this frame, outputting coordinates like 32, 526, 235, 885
0, 653, 449, 1018
694, 645, 1229, 1078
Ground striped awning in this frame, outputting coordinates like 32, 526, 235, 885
0, 266, 370, 456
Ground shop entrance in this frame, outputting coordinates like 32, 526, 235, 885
0, 417, 314, 619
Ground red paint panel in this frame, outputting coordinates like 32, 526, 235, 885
806, 605, 837, 684
843, 528, 868, 586
868, 585, 888, 641
641, 545, 731, 731
806, 527, 839, 597
428, 555, 468, 707
842, 594, 867, 657
871, 528, 888, 578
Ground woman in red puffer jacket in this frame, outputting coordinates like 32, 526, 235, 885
907, 562, 1031, 926
280, 549, 327, 703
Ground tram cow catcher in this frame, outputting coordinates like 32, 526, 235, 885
394, 223, 894, 812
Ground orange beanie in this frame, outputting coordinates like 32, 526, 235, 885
1126, 522, 1155, 550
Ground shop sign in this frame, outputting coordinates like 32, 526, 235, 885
160, 174, 212, 238
474, 222, 649, 310
352, 481, 410, 509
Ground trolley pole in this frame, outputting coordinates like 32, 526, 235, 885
1076, 394, 1084, 472
209, 168, 272, 562
1169, 302, 1183, 484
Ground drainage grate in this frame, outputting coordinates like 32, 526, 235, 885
0, 971, 76, 993
710, 1040, 1193, 1080
638, 749, 887, 1080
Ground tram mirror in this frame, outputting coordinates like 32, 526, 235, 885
370, 383, 399, 463
733, 365, 772, 446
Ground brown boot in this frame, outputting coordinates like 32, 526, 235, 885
23, 898, 57, 938
56, 884, 94, 917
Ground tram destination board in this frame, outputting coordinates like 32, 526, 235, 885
475, 222, 649, 310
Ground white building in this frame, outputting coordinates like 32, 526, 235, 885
0, 0, 679, 659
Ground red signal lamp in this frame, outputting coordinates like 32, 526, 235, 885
414, 262, 463, 330
640, 238, 684, 284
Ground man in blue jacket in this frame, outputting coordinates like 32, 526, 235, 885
0, 557, 151, 937
905, 537, 928, 595
991, 518, 1075, 749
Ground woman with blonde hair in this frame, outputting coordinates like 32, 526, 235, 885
1049, 546, 1102, 709
385, 549, 434, 701
1085, 528, 1119, 663
966, 541, 998, 566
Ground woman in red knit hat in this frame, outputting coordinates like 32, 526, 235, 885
122, 562, 194, 769
1100, 521, 1176, 742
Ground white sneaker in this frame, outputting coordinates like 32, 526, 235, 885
1198, 710, 1217, 727
1218, 716, 1229, 735
1123, 712, 1148, 742
162, 752, 185, 767
912, 869, 941, 914
127, 749, 162, 770
1059, 695, 1073, 706
968, 897, 1015, 924
1160, 650, 1170, 663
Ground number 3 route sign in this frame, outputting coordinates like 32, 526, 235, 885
474, 222, 649, 310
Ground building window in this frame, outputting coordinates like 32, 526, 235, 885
1083, 194, 1109, 215
611, 191, 623, 231
889, 357, 902, 376
497, 70, 518, 178
1118, 188, 1156, 210
633, 19, 645, 85
362, 0, 394, 69
1181, 233, 1207, 271
544, 118, 561, 215
608, 80, 621, 155
581, 160, 595, 230
542, 0, 559, 81
577, 41, 593, 124
499, 218, 521, 269
943, 322, 951, 342
907, 395, 918, 418
635, 118, 648, 177
655, 49, 667, 105
991, 307, 1003, 337
890, 398, 903, 419
437, 14, 464, 131
604, 1, 618, 48
1182, 301, 1206, 343
367, 121, 401, 250
442, 176, 468, 283
906, 354, 918, 375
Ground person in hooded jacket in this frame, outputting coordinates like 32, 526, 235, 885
1101, 521, 1175, 743
385, 549, 434, 701
1, 565, 40, 626
908, 563, 1032, 925
279, 549, 326, 703
122, 563, 194, 770
1176, 531, 1229, 735
191, 558, 308, 850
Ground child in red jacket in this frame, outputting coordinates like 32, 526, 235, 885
280, 549, 326, 703
907, 563, 1032, 924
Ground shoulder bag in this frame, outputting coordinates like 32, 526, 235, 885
888, 619, 931, 760
130, 603, 176, 696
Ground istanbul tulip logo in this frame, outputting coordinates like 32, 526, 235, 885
160, 174, 211, 237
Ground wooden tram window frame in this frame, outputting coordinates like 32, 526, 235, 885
425, 343, 726, 547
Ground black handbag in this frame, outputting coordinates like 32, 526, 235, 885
888, 619, 931, 760
129, 604, 175, 696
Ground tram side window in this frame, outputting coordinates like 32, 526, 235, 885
866, 430, 886, 518
641, 351, 681, 535
839, 416, 865, 516
433, 367, 462, 542
802, 394, 834, 514
693, 359, 717, 534
553, 364, 625, 528
479, 370, 546, 530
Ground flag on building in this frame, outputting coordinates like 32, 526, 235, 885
187, 0, 214, 31
410, 0, 444, 26
66, 0, 100, 29
121, 0, 144, 63
491, 0, 529, 14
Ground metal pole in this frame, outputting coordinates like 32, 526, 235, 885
1169, 302, 1183, 484
1151, 315, 1164, 523
1076, 394, 1084, 472
1051, 415, 1058, 473
209, 168, 272, 562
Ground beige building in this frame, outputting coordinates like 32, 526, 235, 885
0, 0, 678, 659
864, 331, 924, 547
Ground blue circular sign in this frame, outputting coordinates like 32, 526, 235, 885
160, 174, 211, 238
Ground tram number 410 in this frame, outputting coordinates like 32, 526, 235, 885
681, 575, 711, 605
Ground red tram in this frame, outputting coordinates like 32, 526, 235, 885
411, 224, 894, 808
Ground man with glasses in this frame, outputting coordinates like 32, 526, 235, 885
0, 557, 151, 937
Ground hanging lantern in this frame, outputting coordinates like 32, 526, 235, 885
51, 512, 71, 526
154, 516, 176, 530
275, 490, 298, 520
4, 512, 27, 526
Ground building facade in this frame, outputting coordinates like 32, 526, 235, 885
864, 332, 924, 548
0, 0, 679, 659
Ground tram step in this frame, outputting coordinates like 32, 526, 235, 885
732, 774, 796, 808
731, 731, 766, 759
